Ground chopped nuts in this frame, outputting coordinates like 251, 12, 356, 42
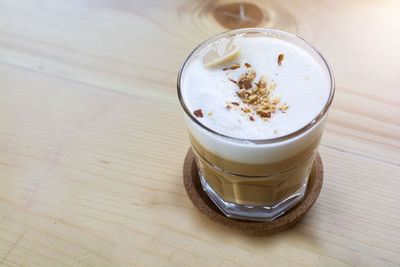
222, 67, 229, 71
207, 112, 212, 116
238, 79, 252, 89
259, 111, 271, 118
223, 62, 289, 121
278, 104, 289, 111
256, 79, 266, 89
230, 63, 240, 69
236, 89, 246, 98
278, 54, 284, 66
242, 70, 256, 81
248, 95, 258, 104
193, 109, 203, 118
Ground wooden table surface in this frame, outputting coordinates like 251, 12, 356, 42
1, 0, 399, 266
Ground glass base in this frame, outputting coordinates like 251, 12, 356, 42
200, 175, 307, 221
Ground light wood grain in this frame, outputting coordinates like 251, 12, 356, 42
0, 0, 399, 266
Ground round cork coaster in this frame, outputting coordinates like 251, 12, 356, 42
183, 148, 323, 234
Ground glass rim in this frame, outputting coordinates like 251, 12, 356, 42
177, 28, 335, 144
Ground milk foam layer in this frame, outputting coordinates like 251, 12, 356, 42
179, 29, 333, 165
181, 35, 330, 139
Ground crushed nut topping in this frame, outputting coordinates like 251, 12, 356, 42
278, 54, 284, 66
238, 79, 252, 90
230, 63, 240, 69
259, 111, 271, 118
255, 78, 266, 89
225, 66, 290, 121
245, 63, 251, 68
229, 78, 237, 84
278, 104, 289, 111
207, 112, 213, 116
242, 70, 256, 81
222, 67, 229, 71
193, 109, 203, 118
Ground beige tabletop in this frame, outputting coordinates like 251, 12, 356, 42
1, 0, 400, 266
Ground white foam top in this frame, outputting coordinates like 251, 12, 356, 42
181, 35, 330, 140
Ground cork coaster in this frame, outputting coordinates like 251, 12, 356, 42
183, 148, 323, 234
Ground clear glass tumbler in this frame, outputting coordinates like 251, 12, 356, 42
177, 28, 334, 221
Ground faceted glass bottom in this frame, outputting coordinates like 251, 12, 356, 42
199, 174, 307, 221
